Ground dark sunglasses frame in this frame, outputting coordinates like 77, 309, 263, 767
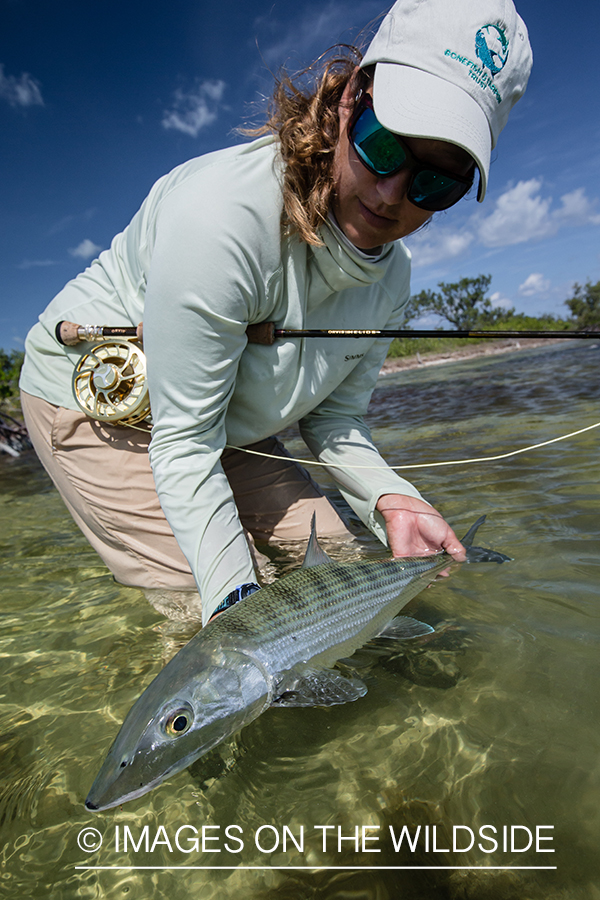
347, 92, 475, 212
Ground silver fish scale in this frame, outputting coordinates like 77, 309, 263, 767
209, 554, 449, 672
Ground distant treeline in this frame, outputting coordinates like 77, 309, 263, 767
388, 275, 600, 359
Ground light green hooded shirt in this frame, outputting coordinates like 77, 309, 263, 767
21, 135, 423, 621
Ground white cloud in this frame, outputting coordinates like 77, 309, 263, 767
69, 239, 102, 260
162, 79, 226, 137
0, 63, 44, 107
259, 7, 352, 66
255, 0, 382, 68
409, 312, 446, 329
519, 273, 550, 296
407, 179, 600, 270
489, 291, 513, 309
554, 188, 600, 227
48, 208, 96, 236
17, 258, 58, 270
477, 179, 600, 248
477, 179, 555, 247
405, 227, 474, 268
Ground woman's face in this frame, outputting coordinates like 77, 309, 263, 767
332, 79, 475, 251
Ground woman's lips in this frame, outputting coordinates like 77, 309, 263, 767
358, 199, 395, 229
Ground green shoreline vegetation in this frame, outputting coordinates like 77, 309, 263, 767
386, 314, 566, 360
388, 275, 599, 359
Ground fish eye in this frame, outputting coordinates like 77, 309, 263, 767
164, 707, 193, 737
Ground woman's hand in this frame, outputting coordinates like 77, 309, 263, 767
376, 494, 466, 572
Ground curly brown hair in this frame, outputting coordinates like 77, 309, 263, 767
246, 46, 372, 246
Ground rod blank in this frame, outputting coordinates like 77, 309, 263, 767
245, 322, 598, 345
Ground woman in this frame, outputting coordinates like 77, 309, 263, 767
19, 0, 532, 623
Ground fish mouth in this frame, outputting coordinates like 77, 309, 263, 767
85, 771, 169, 812
84, 744, 212, 811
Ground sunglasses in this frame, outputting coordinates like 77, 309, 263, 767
347, 93, 475, 212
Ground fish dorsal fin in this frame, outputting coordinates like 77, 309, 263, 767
302, 513, 335, 568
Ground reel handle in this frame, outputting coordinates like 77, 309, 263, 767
56, 321, 144, 346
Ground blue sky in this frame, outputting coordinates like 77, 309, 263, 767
1, 0, 599, 349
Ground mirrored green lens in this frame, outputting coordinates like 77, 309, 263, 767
410, 170, 469, 211
352, 107, 406, 175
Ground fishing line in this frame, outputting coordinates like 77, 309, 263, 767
225, 421, 600, 471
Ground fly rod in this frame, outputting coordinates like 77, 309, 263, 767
56, 319, 597, 347
244, 322, 599, 345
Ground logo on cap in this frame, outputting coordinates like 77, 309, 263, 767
475, 24, 509, 77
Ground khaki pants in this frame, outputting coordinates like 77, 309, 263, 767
21, 392, 350, 596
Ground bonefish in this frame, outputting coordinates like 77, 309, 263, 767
85, 515, 509, 811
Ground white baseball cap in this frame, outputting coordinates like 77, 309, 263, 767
360, 0, 533, 201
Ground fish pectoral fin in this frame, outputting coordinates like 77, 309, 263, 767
272, 666, 368, 707
301, 513, 336, 568
371, 615, 435, 644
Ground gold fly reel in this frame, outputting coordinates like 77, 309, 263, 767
72, 340, 151, 428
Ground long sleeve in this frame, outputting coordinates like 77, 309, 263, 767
143, 146, 283, 623
22, 135, 421, 622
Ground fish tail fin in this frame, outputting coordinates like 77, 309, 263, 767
461, 515, 511, 564
460, 515, 486, 548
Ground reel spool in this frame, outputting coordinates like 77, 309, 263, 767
72, 340, 151, 428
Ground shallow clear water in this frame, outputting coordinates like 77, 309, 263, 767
1, 341, 599, 900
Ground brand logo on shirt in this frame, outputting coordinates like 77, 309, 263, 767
345, 352, 365, 361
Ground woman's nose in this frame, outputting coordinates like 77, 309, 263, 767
375, 167, 412, 206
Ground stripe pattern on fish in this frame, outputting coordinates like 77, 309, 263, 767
85, 515, 509, 811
